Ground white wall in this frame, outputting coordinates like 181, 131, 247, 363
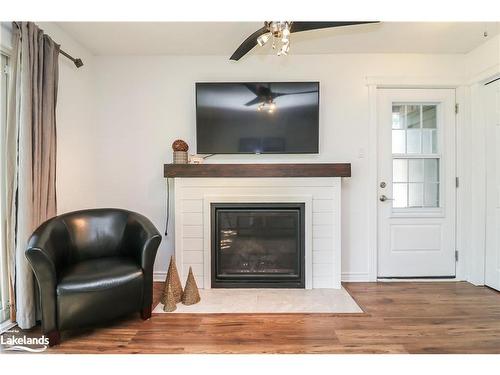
91, 53, 465, 279
464, 34, 500, 82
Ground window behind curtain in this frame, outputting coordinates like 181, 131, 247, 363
0, 51, 10, 327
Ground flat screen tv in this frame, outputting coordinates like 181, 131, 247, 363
196, 82, 319, 154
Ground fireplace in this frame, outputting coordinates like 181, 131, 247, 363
211, 203, 305, 288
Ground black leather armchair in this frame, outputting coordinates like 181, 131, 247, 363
25, 208, 161, 346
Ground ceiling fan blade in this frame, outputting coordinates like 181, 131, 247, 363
230, 26, 268, 61
290, 21, 379, 33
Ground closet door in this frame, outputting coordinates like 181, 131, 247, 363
485, 78, 500, 291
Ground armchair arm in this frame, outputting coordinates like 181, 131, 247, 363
25, 219, 69, 334
124, 212, 162, 310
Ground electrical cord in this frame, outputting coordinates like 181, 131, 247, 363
165, 177, 170, 236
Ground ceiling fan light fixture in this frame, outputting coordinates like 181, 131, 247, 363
277, 24, 291, 56
258, 21, 292, 57
277, 42, 289, 56
282, 25, 290, 37
257, 32, 271, 46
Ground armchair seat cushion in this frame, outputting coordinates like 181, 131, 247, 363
57, 257, 143, 295
56, 257, 144, 331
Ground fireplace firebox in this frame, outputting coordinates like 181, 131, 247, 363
211, 203, 305, 288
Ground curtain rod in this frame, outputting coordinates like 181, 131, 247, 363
12, 22, 84, 68
59, 49, 83, 68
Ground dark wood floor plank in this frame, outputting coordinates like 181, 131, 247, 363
2, 281, 499, 354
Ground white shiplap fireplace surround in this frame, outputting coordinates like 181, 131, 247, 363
167, 164, 349, 289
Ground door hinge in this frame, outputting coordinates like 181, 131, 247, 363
2, 65, 8, 75
455, 250, 459, 262
455, 177, 459, 188
455, 103, 459, 114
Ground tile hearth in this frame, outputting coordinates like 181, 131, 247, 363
152, 288, 362, 314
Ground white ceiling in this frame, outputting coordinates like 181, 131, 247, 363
56, 22, 500, 56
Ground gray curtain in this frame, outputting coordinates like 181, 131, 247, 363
4, 22, 58, 329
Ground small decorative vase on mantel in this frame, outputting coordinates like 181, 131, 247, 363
172, 139, 189, 164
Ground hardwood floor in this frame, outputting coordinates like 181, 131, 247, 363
3, 282, 500, 354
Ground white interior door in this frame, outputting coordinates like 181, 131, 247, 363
377, 88, 456, 278
485, 78, 500, 291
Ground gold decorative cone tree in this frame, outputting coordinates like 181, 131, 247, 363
182, 267, 201, 305
162, 272, 177, 312
161, 256, 183, 304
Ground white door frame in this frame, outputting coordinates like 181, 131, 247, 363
367, 77, 465, 282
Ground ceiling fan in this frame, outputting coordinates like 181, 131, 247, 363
230, 21, 379, 61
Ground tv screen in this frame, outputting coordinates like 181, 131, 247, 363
196, 82, 319, 154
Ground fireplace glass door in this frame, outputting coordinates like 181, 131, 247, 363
211, 203, 305, 288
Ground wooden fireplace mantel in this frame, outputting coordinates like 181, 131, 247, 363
163, 163, 351, 178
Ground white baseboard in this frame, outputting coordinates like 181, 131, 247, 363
156, 271, 371, 283
377, 277, 463, 282
156, 271, 465, 283
341, 272, 370, 282
156, 271, 372, 283
153, 271, 167, 282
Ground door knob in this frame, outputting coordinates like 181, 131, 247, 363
379, 195, 395, 202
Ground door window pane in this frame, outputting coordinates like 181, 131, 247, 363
422, 129, 437, 153
393, 159, 408, 182
432, 132, 438, 153
391, 104, 439, 155
424, 183, 439, 207
424, 159, 439, 182
408, 183, 424, 207
393, 183, 408, 208
392, 159, 440, 208
422, 105, 437, 128
406, 129, 421, 153
406, 105, 421, 129
392, 129, 406, 153
392, 105, 405, 129
409, 159, 424, 182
